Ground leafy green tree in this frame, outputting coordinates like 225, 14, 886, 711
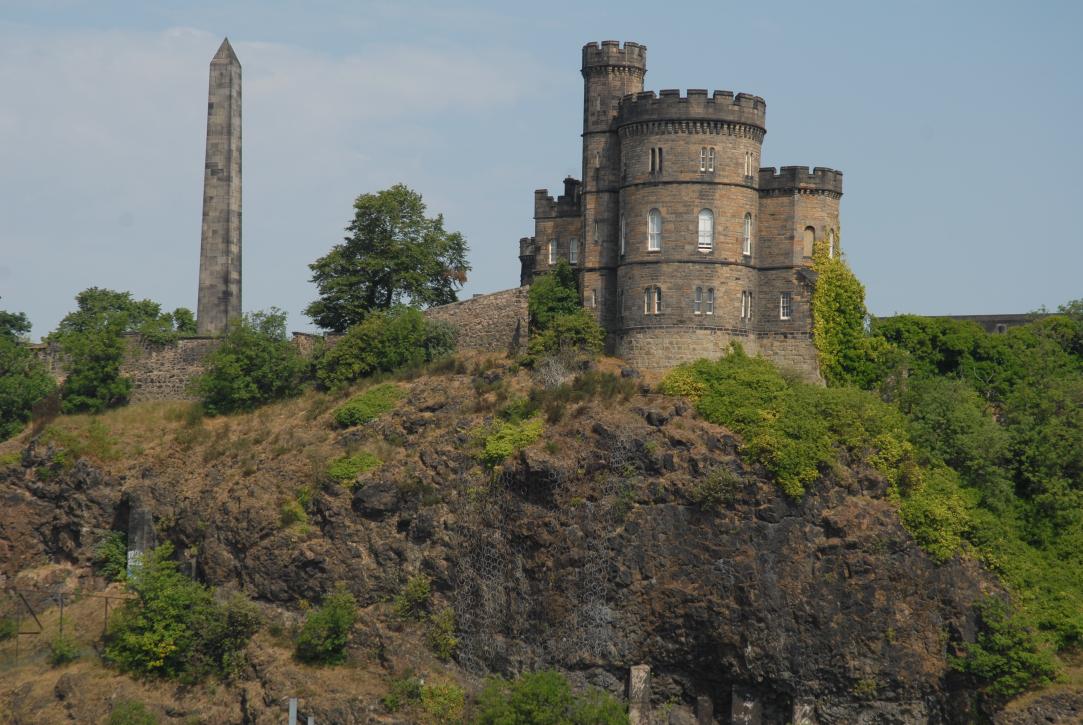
314, 307, 456, 390
53, 287, 171, 340
524, 261, 604, 362
527, 261, 580, 331
0, 329, 57, 440
0, 300, 31, 341
58, 322, 132, 414
195, 308, 305, 415
295, 584, 358, 664
474, 670, 628, 725
105, 543, 260, 681
171, 307, 197, 336
305, 184, 470, 332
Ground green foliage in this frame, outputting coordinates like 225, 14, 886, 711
480, 417, 544, 467
525, 310, 605, 362
427, 607, 458, 660
195, 309, 305, 415
58, 323, 132, 414
315, 307, 456, 390
104, 543, 260, 681
280, 499, 308, 528
295, 584, 358, 664
382, 672, 423, 711
107, 700, 159, 725
527, 261, 580, 331
332, 383, 404, 427
394, 574, 431, 620
952, 597, 1057, 701
474, 670, 628, 725
0, 617, 17, 641
48, 632, 80, 666
94, 530, 129, 582
0, 334, 57, 440
420, 683, 466, 724
691, 468, 741, 511
306, 184, 470, 332
500, 371, 634, 426
326, 451, 380, 486
171, 308, 197, 336
0, 303, 32, 341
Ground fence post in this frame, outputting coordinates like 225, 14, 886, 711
288, 698, 297, 725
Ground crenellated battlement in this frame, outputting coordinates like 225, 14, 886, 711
582, 40, 647, 74
534, 177, 582, 218
616, 89, 766, 130
758, 166, 843, 195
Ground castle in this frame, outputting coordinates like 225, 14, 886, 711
512, 41, 841, 377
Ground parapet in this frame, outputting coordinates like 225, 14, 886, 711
582, 40, 647, 73
534, 177, 582, 218
616, 89, 766, 130
758, 166, 843, 195
519, 236, 536, 257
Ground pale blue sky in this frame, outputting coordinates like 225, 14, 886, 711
2, 0, 1080, 339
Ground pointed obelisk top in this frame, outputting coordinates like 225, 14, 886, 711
212, 37, 240, 65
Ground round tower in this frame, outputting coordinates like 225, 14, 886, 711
579, 41, 646, 338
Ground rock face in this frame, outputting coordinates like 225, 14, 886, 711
0, 365, 1061, 722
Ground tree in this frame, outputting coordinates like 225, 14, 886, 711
474, 670, 628, 725
305, 184, 470, 332
171, 308, 197, 336
0, 331, 57, 440
58, 321, 132, 414
195, 308, 305, 415
527, 261, 580, 331
0, 298, 31, 341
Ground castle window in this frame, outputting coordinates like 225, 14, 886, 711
650, 148, 656, 173
594, 151, 601, 169
648, 209, 662, 251
694, 287, 702, 315
780, 292, 793, 320
706, 288, 715, 315
548, 239, 557, 265
700, 148, 706, 172
644, 286, 662, 315
698, 209, 714, 251
590, 289, 597, 308
569, 238, 578, 264
743, 213, 752, 256
708, 148, 715, 172
829, 229, 837, 258
592, 221, 599, 245
620, 214, 626, 255
741, 291, 752, 320
744, 151, 753, 177
803, 226, 815, 258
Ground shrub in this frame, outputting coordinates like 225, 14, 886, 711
332, 383, 404, 427
382, 671, 423, 712
691, 468, 741, 511
0, 617, 17, 641
195, 309, 305, 415
526, 310, 605, 363
419, 683, 466, 724
280, 499, 308, 528
108, 700, 158, 725
93, 530, 128, 582
105, 543, 259, 681
394, 574, 431, 620
295, 585, 358, 665
480, 417, 544, 467
48, 632, 80, 666
427, 607, 457, 660
58, 323, 132, 413
474, 670, 628, 725
326, 451, 381, 486
315, 307, 456, 390
952, 597, 1057, 701
0, 335, 57, 441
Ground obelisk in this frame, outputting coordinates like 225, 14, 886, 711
196, 38, 242, 336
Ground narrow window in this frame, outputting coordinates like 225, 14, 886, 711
658, 148, 663, 173
694, 287, 702, 314
644, 288, 651, 315
741, 291, 747, 319
650, 148, 656, 173
743, 213, 752, 256
699, 147, 707, 172
780, 292, 793, 320
648, 209, 662, 251
549, 239, 557, 265
698, 209, 714, 251
594, 151, 601, 169
708, 148, 715, 172
592, 221, 599, 245
569, 238, 578, 264
590, 289, 597, 308
747, 291, 752, 320
620, 214, 626, 255
706, 288, 715, 315
829, 229, 837, 258
655, 286, 663, 314
803, 226, 816, 258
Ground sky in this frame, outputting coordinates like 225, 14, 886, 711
1, 0, 1081, 340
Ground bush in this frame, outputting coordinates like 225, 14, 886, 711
332, 383, 404, 427
280, 499, 308, 528
315, 307, 456, 390
525, 310, 605, 362
394, 574, 431, 620
691, 468, 741, 511
480, 417, 544, 467
0, 335, 57, 441
195, 309, 305, 415
427, 607, 457, 660
105, 543, 259, 681
474, 670, 628, 725
48, 632, 80, 666
420, 682, 466, 724
295, 585, 358, 664
0, 617, 17, 641
93, 530, 128, 582
108, 700, 158, 725
58, 324, 132, 413
952, 597, 1057, 701
527, 261, 580, 331
382, 672, 423, 712
326, 451, 381, 486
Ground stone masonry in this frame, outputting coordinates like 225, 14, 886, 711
424, 287, 529, 355
196, 38, 242, 336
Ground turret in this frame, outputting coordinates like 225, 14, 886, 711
581, 41, 647, 133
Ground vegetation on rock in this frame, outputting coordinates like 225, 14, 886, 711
479, 417, 544, 467
473, 670, 628, 725
0, 309, 56, 440
326, 451, 380, 485
525, 260, 604, 363
332, 382, 405, 427
294, 584, 358, 664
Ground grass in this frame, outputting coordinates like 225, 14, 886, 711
326, 451, 381, 486
332, 383, 405, 428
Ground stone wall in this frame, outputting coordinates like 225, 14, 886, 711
120, 337, 221, 402
425, 287, 530, 355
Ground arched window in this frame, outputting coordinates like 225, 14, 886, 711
548, 239, 557, 265
706, 288, 715, 315
648, 209, 662, 251
654, 286, 662, 314
569, 238, 578, 264
694, 287, 703, 314
620, 214, 626, 255
829, 229, 837, 258
803, 226, 815, 258
592, 221, 599, 245
698, 209, 714, 251
743, 213, 752, 256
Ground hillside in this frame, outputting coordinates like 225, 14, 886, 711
3, 353, 1079, 723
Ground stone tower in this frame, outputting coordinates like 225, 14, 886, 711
196, 38, 242, 336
